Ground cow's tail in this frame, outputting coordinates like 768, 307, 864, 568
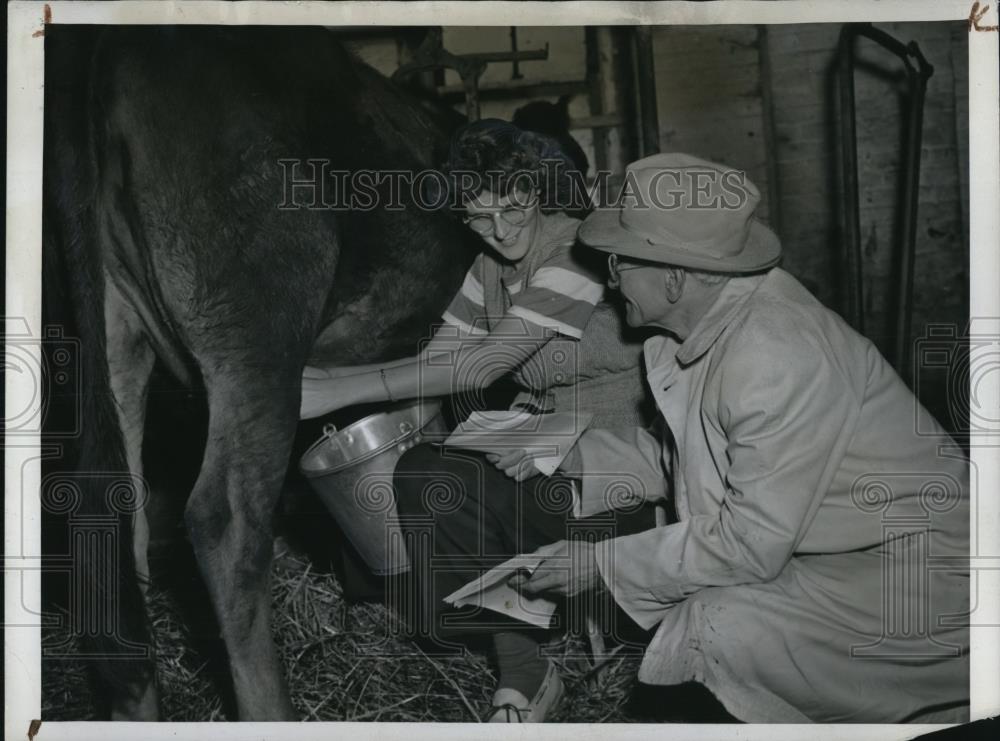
45, 25, 155, 708
64, 215, 155, 707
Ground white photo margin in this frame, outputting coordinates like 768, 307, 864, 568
6, 2, 998, 739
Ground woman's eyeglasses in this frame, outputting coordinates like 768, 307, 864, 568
463, 200, 537, 236
607, 253, 646, 286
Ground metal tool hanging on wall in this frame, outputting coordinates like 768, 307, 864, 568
393, 27, 637, 176
392, 28, 549, 121
834, 23, 933, 383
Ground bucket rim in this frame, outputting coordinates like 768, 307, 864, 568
299, 401, 446, 477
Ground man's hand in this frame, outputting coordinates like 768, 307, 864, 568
486, 450, 540, 482
486, 442, 583, 482
507, 540, 604, 598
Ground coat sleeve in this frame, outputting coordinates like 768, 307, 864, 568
572, 422, 671, 518
595, 320, 863, 630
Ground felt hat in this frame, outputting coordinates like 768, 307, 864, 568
578, 152, 781, 272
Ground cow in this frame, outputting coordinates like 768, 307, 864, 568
43, 25, 479, 720
513, 96, 589, 175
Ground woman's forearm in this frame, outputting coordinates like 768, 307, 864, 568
327, 356, 469, 407
303, 320, 553, 416
380, 338, 541, 401
302, 342, 489, 415
310, 323, 483, 378
311, 356, 411, 376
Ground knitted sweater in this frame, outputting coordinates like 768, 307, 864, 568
477, 213, 650, 428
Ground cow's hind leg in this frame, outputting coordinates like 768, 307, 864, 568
104, 277, 160, 720
183, 371, 299, 720
105, 277, 157, 593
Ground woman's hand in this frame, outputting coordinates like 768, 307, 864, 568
302, 365, 364, 381
486, 450, 540, 482
300, 373, 357, 419
302, 365, 334, 381
507, 540, 603, 598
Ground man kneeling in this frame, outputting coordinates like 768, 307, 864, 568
495, 153, 969, 723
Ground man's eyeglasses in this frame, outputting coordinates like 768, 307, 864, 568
463, 200, 537, 236
607, 253, 646, 286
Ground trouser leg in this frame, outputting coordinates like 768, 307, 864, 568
393, 443, 654, 649
393, 444, 566, 646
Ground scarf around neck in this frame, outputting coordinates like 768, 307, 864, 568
480, 211, 582, 331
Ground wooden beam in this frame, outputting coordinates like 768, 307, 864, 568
757, 25, 784, 238
586, 27, 610, 173
436, 79, 589, 103
570, 113, 626, 130
634, 26, 660, 157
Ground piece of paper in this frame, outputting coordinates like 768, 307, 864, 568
444, 411, 592, 476
443, 555, 557, 629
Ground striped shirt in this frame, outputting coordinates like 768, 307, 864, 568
440, 213, 648, 424
441, 241, 605, 341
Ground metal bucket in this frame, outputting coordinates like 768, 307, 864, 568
299, 400, 448, 575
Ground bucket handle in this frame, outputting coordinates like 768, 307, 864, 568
323, 423, 354, 445
320, 418, 414, 449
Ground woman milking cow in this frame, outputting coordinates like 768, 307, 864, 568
301, 122, 969, 723
302, 118, 656, 722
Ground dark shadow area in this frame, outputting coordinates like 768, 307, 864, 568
626, 681, 741, 723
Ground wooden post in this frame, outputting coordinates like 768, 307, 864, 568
397, 28, 440, 91
586, 27, 609, 174
634, 26, 660, 157
836, 28, 865, 334
757, 25, 784, 238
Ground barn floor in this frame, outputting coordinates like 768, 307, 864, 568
40, 381, 734, 722
40, 534, 735, 723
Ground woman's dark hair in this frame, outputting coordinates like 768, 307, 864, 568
441, 118, 588, 214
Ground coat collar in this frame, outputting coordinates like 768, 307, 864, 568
674, 271, 768, 366
676, 270, 771, 366
636, 270, 768, 371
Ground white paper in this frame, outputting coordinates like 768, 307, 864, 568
443, 554, 557, 629
444, 410, 592, 476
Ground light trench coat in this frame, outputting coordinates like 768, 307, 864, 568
574, 268, 969, 723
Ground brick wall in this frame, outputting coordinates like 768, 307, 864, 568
651, 26, 772, 220
766, 22, 968, 343
649, 22, 969, 361
766, 22, 968, 429
651, 22, 968, 429
764, 23, 842, 303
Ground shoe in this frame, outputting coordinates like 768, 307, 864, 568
486, 660, 564, 722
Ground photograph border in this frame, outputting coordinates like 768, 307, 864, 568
6, 1, 998, 739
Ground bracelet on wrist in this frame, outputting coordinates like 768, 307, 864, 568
379, 368, 396, 403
